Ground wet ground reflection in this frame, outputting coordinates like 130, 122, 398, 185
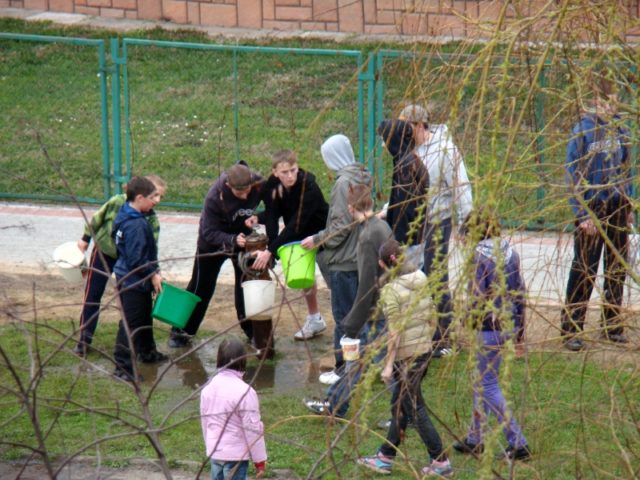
137, 337, 326, 394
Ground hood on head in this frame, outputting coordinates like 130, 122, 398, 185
377, 120, 414, 159
321, 134, 355, 172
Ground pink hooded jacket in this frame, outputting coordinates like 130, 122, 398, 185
200, 369, 267, 463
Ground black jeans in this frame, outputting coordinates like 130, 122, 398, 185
173, 248, 248, 339
561, 199, 630, 336
114, 287, 154, 375
423, 218, 454, 344
79, 249, 117, 346
379, 353, 445, 462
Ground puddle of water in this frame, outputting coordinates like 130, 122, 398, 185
135, 337, 328, 394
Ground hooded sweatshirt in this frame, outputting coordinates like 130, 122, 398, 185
379, 264, 434, 360
112, 202, 159, 292
471, 238, 526, 340
343, 215, 393, 338
313, 135, 372, 271
565, 113, 632, 222
378, 120, 429, 246
197, 171, 265, 253
416, 124, 472, 224
81, 194, 161, 259
258, 168, 328, 255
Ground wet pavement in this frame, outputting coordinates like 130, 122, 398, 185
3, 201, 640, 308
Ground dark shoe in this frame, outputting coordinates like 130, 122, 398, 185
496, 445, 532, 461
168, 334, 191, 348
453, 439, 484, 455
73, 343, 90, 358
113, 369, 142, 383
601, 333, 628, 344
563, 337, 585, 352
138, 350, 169, 363
303, 397, 332, 416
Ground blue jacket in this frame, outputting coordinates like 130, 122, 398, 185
113, 202, 159, 292
470, 238, 526, 340
565, 114, 632, 221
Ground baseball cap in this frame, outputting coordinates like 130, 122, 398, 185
399, 104, 429, 124
226, 164, 253, 190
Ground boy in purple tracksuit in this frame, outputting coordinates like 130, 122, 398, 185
453, 209, 531, 462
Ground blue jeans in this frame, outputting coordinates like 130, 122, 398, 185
466, 331, 527, 449
211, 460, 248, 480
326, 319, 386, 418
329, 270, 359, 369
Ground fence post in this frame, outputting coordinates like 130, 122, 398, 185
534, 63, 547, 224
110, 38, 126, 194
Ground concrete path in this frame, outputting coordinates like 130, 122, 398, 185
2, 201, 639, 309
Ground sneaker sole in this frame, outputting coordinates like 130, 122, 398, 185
294, 325, 327, 341
357, 458, 391, 475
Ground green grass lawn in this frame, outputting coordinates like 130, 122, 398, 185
0, 319, 638, 478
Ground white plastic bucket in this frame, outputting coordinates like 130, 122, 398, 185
52, 242, 86, 283
340, 336, 361, 361
242, 280, 275, 320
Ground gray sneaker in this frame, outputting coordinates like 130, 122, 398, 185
294, 315, 327, 340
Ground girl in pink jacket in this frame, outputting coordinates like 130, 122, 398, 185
200, 337, 267, 480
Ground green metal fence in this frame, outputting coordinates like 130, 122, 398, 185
116, 38, 376, 208
0, 33, 110, 204
0, 34, 376, 209
1, 33, 636, 227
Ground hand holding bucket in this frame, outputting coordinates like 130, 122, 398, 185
52, 241, 87, 283
277, 241, 317, 289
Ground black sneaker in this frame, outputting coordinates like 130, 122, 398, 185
168, 333, 191, 348
601, 333, 629, 344
73, 343, 90, 358
495, 445, 532, 461
138, 350, 169, 363
453, 439, 484, 455
113, 369, 142, 383
303, 397, 331, 415
563, 337, 585, 352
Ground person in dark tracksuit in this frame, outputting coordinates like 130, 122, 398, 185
74, 176, 165, 357
112, 176, 165, 382
168, 163, 265, 348
561, 77, 633, 351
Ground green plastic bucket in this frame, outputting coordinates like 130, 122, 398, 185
277, 241, 316, 289
152, 282, 201, 329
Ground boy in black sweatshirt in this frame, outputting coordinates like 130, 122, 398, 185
250, 149, 329, 340
169, 163, 265, 348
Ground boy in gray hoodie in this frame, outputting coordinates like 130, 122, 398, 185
301, 134, 371, 385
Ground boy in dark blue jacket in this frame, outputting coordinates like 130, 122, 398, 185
561, 77, 633, 351
112, 176, 165, 382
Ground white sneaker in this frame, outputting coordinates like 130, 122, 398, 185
294, 315, 327, 340
318, 370, 341, 385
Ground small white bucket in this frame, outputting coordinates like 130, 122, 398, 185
340, 336, 361, 361
52, 242, 86, 283
242, 280, 275, 320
